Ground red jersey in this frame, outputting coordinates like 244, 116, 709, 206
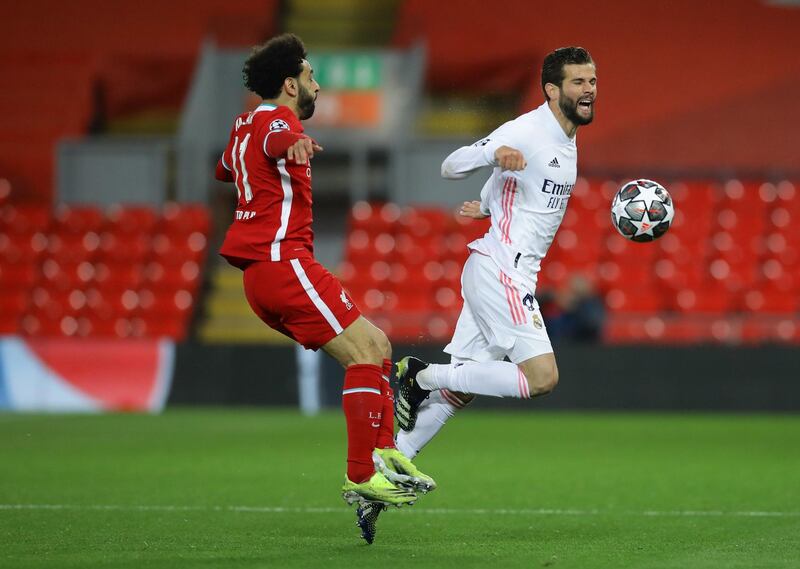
216, 104, 315, 268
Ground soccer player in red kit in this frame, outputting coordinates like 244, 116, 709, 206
214, 34, 435, 542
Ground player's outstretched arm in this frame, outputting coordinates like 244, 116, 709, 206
441, 144, 492, 179
459, 200, 489, 219
442, 142, 526, 179
266, 130, 323, 164
286, 137, 323, 165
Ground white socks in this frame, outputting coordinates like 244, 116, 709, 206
397, 361, 531, 460
395, 389, 464, 459
416, 361, 530, 399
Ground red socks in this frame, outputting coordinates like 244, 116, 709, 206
375, 358, 397, 450
341, 364, 384, 483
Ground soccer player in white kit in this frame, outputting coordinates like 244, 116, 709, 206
395, 47, 597, 457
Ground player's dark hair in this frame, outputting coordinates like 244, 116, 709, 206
541, 47, 594, 101
243, 33, 307, 99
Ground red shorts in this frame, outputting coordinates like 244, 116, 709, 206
242, 257, 361, 350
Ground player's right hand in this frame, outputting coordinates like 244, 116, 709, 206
495, 146, 526, 171
287, 137, 323, 165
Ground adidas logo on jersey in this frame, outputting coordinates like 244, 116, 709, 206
548, 157, 560, 168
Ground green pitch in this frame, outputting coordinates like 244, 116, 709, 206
1, 410, 798, 568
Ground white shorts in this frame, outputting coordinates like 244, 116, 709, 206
444, 252, 553, 364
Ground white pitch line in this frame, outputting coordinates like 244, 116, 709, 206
0, 504, 798, 518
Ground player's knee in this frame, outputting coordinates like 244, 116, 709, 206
533, 365, 559, 395
523, 364, 559, 396
349, 327, 389, 366
375, 328, 391, 360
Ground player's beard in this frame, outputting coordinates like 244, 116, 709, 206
559, 92, 594, 126
297, 84, 316, 120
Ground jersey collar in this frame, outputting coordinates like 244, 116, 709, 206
541, 102, 576, 144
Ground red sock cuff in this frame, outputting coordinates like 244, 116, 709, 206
343, 364, 383, 391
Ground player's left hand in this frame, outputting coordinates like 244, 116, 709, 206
287, 137, 323, 165
459, 201, 489, 219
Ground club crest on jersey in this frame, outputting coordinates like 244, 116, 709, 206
532, 313, 543, 329
269, 119, 290, 131
340, 291, 353, 310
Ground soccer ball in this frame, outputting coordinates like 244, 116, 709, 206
611, 179, 675, 242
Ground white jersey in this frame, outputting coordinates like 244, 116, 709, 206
441, 101, 577, 289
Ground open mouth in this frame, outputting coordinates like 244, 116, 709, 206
578, 99, 593, 110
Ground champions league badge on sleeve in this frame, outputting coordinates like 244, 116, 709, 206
269, 119, 290, 131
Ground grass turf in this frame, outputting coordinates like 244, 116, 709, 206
0, 409, 798, 568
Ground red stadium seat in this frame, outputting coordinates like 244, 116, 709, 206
398, 207, 449, 240
141, 260, 201, 291
45, 232, 101, 263
597, 260, 655, 289
20, 312, 90, 337
88, 316, 135, 338
92, 261, 146, 289
84, 287, 140, 320
605, 288, 665, 313
0, 231, 48, 263
393, 233, 430, 266
671, 286, 733, 314
384, 316, 428, 343
433, 284, 462, 311
706, 257, 757, 291
136, 288, 195, 320
151, 232, 208, 263
554, 229, 604, 267
97, 231, 151, 263
131, 317, 187, 340
366, 260, 392, 285
160, 202, 211, 235
657, 317, 740, 344
29, 287, 87, 315
0, 289, 28, 318
450, 214, 489, 242
426, 312, 458, 341
20, 313, 66, 337
105, 204, 158, 234
757, 259, 795, 293
0, 204, 51, 233
743, 287, 797, 314
52, 205, 104, 234
392, 287, 434, 312
38, 259, 96, 290
651, 258, 704, 290
441, 232, 470, 263
348, 201, 399, 235
0, 262, 38, 289
0, 315, 19, 334
603, 314, 652, 343
740, 315, 799, 344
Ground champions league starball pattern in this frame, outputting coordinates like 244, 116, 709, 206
611, 179, 675, 242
